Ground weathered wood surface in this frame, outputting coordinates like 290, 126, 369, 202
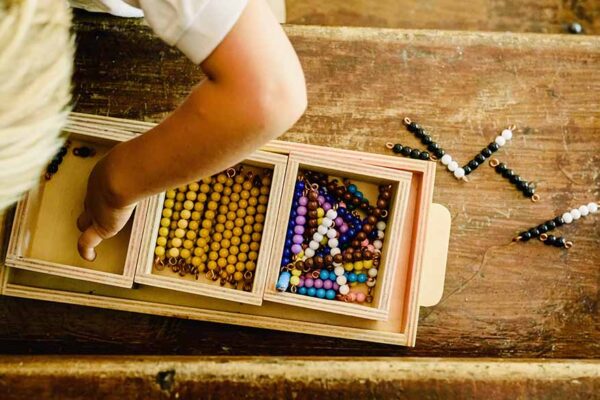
0, 14, 598, 358
287, 0, 600, 35
0, 357, 598, 400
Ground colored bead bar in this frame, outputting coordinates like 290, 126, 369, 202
461, 126, 514, 176
154, 166, 271, 291
276, 172, 391, 304
489, 158, 540, 202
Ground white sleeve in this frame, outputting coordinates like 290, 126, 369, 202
124, 0, 248, 64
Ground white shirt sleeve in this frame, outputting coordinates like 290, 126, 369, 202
75, 0, 248, 64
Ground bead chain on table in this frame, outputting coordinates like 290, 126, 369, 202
276, 172, 390, 304
154, 166, 270, 290
386, 117, 514, 181
489, 158, 540, 202
513, 202, 598, 248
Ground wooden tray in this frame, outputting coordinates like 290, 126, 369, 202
0, 113, 450, 346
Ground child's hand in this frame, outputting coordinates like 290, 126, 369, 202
77, 158, 136, 261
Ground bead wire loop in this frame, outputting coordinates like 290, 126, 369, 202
565, 241, 573, 249
385, 142, 394, 150
290, 286, 297, 293
167, 257, 178, 266
540, 233, 548, 241
531, 193, 541, 203
226, 167, 236, 178
380, 210, 388, 218
311, 270, 320, 279
509, 124, 517, 131
403, 117, 412, 126
489, 158, 500, 168
512, 235, 522, 242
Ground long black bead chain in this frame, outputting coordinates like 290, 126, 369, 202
489, 158, 540, 202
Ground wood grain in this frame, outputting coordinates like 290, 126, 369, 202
0, 13, 598, 358
0, 356, 598, 400
286, 0, 600, 35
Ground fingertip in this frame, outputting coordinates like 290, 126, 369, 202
78, 226, 101, 261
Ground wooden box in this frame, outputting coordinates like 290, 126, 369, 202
134, 151, 287, 305
0, 113, 450, 346
263, 153, 411, 320
4, 132, 149, 288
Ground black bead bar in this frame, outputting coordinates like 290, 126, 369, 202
513, 215, 565, 242
402, 117, 446, 159
386, 142, 430, 160
489, 158, 540, 202
540, 233, 573, 249
461, 142, 500, 176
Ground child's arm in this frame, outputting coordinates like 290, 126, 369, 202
77, 0, 307, 260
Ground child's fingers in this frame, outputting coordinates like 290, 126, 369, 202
77, 210, 92, 232
77, 226, 103, 261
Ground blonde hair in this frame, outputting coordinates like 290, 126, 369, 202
0, 0, 73, 210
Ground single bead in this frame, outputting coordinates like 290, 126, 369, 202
570, 208, 581, 220
427, 142, 440, 152
495, 162, 508, 173
501, 129, 513, 140
495, 136, 506, 146
315, 288, 326, 299
545, 220, 557, 230
481, 148, 492, 158
475, 154, 486, 164
307, 287, 317, 297
400, 146, 412, 156
463, 166, 473, 175
410, 149, 421, 159
588, 202, 598, 213
298, 287, 307, 295
561, 212, 573, 224
544, 234, 557, 246
434, 148, 446, 159
488, 142, 500, 152
509, 174, 521, 184
454, 168, 465, 179
502, 168, 514, 178
407, 122, 420, 133
578, 205, 589, 217
440, 154, 452, 165
553, 216, 565, 227
419, 151, 430, 160
392, 144, 403, 154
325, 289, 336, 300
355, 292, 366, 303
528, 228, 540, 238
554, 237, 567, 248
468, 160, 479, 170
448, 161, 458, 172
520, 231, 532, 241
537, 224, 549, 234
421, 134, 433, 145
339, 284, 350, 295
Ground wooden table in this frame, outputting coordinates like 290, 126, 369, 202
286, 0, 600, 35
1, 13, 598, 362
